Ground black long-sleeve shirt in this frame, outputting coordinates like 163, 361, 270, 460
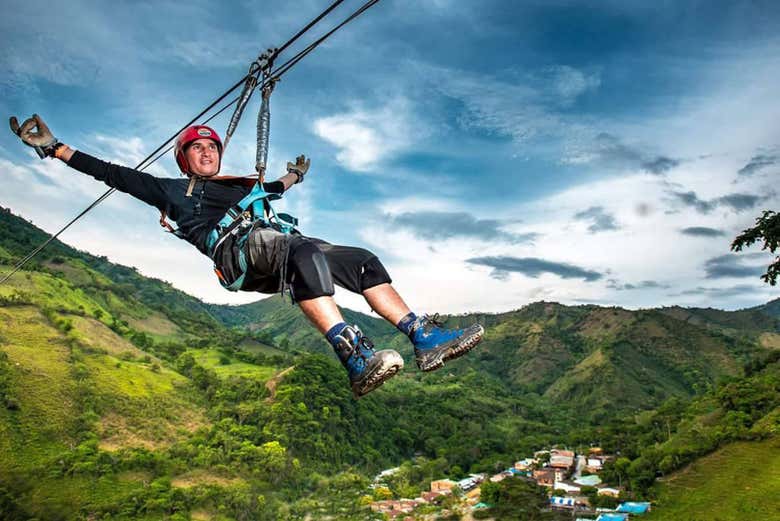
67, 151, 285, 255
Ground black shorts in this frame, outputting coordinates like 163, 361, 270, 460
240, 226, 391, 300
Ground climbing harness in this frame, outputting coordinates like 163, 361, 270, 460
205, 182, 298, 291
1, 0, 381, 287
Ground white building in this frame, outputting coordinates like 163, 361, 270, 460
554, 481, 581, 494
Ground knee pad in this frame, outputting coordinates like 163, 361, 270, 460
360, 255, 392, 291
288, 239, 335, 300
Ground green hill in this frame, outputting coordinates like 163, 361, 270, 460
1, 205, 778, 519
754, 297, 780, 319
210, 297, 770, 422
645, 438, 780, 521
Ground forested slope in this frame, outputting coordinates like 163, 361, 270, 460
0, 206, 777, 520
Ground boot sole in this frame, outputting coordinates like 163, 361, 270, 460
352, 351, 404, 398
416, 325, 485, 372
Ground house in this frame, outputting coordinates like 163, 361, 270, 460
616, 502, 651, 514
490, 471, 511, 482
457, 476, 479, 491
553, 467, 568, 482
471, 473, 487, 483
420, 491, 446, 503
574, 474, 602, 487
430, 479, 457, 492
549, 449, 575, 471
586, 454, 613, 473
553, 480, 581, 494
586, 457, 604, 471
597, 486, 622, 497
551, 449, 575, 458
465, 487, 482, 504
596, 514, 628, 521
549, 496, 577, 509
533, 468, 556, 487
514, 457, 537, 470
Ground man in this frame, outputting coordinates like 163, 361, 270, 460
9, 114, 484, 397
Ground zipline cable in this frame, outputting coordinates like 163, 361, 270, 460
1, 0, 380, 285
270, 0, 380, 79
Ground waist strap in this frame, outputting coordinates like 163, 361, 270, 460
206, 182, 296, 257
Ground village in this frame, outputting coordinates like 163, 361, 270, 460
369, 448, 651, 520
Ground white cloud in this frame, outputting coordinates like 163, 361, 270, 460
409, 61, 599, 147
548, 65, 602, 106
312, 98, 421, 171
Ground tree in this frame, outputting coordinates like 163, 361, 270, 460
480, 481, 501, 504
731, 210, 780, 285
488, 478, 554, 520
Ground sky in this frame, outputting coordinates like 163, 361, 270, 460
1, 0, 779, 314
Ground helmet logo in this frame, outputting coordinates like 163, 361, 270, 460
197, 128, 212, 137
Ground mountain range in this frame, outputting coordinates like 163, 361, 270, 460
0, 205, 777, 520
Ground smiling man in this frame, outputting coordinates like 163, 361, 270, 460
9, 114, 485, 398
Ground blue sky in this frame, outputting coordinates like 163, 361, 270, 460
1, 0, 778, 313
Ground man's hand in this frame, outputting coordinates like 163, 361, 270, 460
9, 114, 60, 158
286, 155, 311, 184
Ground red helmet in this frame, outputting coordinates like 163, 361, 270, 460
174, 125, 223, 175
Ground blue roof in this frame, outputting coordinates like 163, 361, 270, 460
596, 514, 628, 521
508, 468, 530, 475
616, 502, 651, 514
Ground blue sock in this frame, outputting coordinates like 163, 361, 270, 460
397, 312, 418, 337
325, 322, 348, 348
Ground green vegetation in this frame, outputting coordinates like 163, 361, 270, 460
476, 478, 569, 520
731, 209, 780, 285
189, 349, 277, 380
646, 438, 780, 521
1, 205, 778, 519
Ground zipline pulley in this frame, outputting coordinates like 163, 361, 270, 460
223, 47, 278, 152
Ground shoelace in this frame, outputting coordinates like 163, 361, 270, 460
420, 313, 446, 334
425, 313, 445, 327
347, 330, 375, 366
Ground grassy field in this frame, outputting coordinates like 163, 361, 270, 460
646, 437, 780, 521
190, 348, 278, 380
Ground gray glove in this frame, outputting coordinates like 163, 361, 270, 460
286, 155, 310, 184
9, 114, 61, 159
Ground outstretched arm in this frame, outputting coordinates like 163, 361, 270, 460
275, 170, 302, 191
10, 114, 171, 212
275, 154, 311, 191
53, 144, 74, 162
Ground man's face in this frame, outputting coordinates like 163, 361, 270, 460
185, 138, 220, 177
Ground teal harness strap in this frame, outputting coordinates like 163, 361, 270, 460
206, 182, 297, 292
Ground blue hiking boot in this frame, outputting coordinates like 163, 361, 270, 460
333, 325, 404, 398
410, 314, 485, 372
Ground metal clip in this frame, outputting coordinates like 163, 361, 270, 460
255, 47, 279, 74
